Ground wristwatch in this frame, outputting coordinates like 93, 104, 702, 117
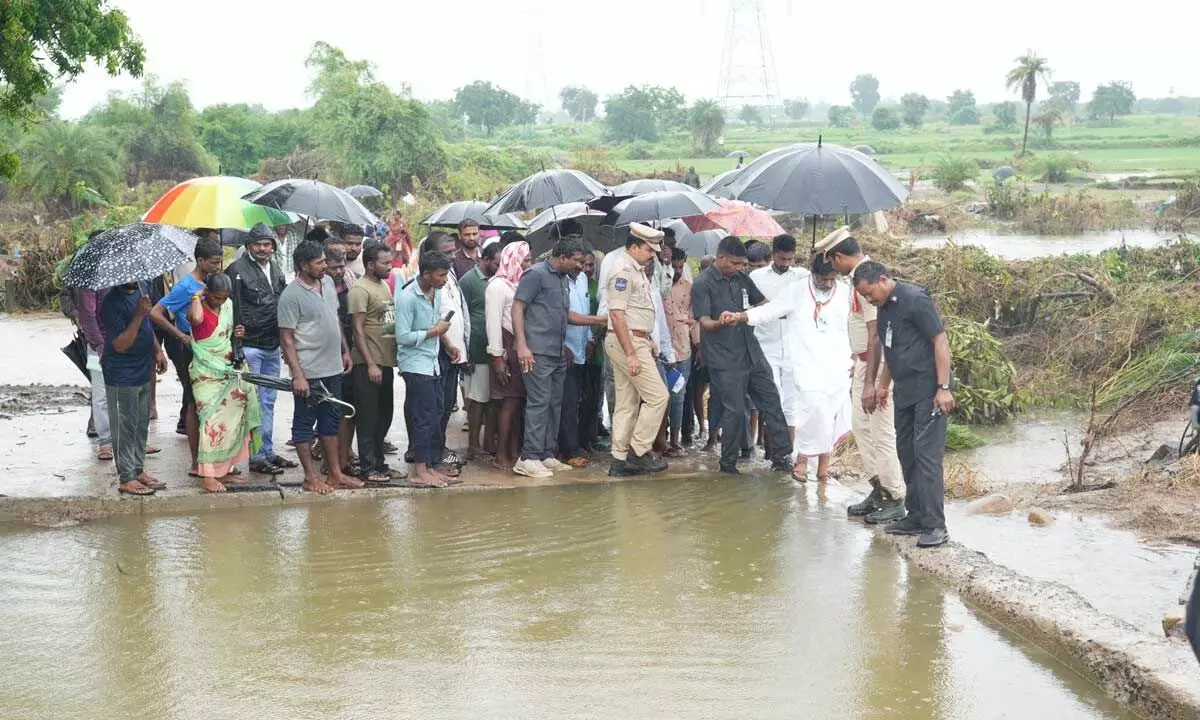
938, 383, 951, 391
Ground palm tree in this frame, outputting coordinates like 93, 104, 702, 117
1005, 51, 1051, 156
18, 122, 121, 213
689, 100, 726, 154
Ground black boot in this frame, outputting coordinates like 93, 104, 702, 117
865, 499, 907, 524
883, 515, 923, 536
848, 476, 886, 516
628, 451, 667, 474
917, 527, 950, 548
608, 458, 636, 477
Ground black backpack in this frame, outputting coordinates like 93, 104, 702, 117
59, 285, 79, 321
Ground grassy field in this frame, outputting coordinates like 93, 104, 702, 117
491, 114, 1200, 182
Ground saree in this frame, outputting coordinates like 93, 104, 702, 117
190, 302, 262, 478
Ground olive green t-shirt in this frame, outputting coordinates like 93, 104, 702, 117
347, 277, 396, 367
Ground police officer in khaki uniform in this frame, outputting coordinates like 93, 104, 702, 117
606, 223, 670, 476
818, 227, 907, 523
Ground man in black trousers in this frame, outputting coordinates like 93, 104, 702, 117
692, 236, 793, 474
853, 260, 953, 549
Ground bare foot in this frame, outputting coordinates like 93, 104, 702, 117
136, 473, 165, 490
302, 477, 335, 494
329, 475, 365, 490
221, 473, 248, 485
201, 477, 227, 493
411, 470, 448, 488
491, 457, 512, 472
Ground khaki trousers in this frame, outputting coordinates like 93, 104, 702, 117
606, 335, 669, 460
851, 357, 905, 498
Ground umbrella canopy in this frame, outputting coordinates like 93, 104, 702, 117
609, 178, 696, 196
482, 212, 528, 230
421, 200, 491, 227
664, 218, 727, 258
143, 176, 295, 230
343, 184, 383, 199
992, 166, 1015, 182
485, 169, 608, 215
243, 178, 379, 227
700, 168, 743, 199
726, 150, 749, 158
853, 145, 876, 156
62, 223, 196, 290
683, 198, 786, 238
726, 140, 909, 215
525, 202, 614, 256
605, 190, 720, 227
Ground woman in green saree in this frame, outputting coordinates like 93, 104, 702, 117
188, 273, 262, 493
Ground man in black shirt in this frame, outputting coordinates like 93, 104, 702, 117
693, 236, 793, 473
853, 261, 954, 548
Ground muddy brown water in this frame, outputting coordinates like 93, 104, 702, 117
910, 229, 1188, 260
0, 477, 1138, 719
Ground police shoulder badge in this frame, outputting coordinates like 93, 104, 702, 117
614, 277, 628, 291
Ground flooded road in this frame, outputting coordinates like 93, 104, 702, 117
0, 478, 1137, 720
909, 229, 1187, 260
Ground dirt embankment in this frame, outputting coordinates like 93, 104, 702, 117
0, 384, 89, 419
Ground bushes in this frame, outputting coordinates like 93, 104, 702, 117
627, 142, 652, 160
946, 317, 1024, 423
931, 155, 977, 192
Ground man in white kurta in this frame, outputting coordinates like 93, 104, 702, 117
730, 255, 852, 482
748, 234, 808, 444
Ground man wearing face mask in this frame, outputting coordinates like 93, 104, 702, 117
228, 223, 297, 476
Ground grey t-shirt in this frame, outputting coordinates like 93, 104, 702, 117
277, 276, 343, 379
513, 259, 569, 357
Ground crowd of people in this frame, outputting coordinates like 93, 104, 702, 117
73, 212, 956, 549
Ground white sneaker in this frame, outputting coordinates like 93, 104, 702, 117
513, 458, 553, 478
541, 458, 572, 472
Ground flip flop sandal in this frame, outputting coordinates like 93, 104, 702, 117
270, 455, 298, 469
145, 446, 162, 455
97, 447, 113, 461
436, 465, 461, 478
362, 473, 392, 485
139, 478, 167, 490
566, 456, 590, 467
118, 483, 155, 496
382, 442, 399, 455
791, 469, 809, 483
250, 460, 284, 476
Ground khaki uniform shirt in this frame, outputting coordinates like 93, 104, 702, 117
606, 254, 656, 333
848, 255, 877, 355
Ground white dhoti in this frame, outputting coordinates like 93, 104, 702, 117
792, 387, 852, 458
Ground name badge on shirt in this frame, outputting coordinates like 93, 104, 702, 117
884, 320, 893, 348
741, 289, 750, 310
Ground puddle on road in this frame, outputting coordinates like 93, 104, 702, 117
0, 478, 1137, 720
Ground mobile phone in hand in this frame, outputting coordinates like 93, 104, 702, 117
442, 310, 456, 322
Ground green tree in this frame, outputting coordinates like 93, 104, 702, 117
17, 121, 120, 212
783, 98, 810, 120
947, 90, 980, 125
85, 78, 215, 183
559, 86, 598, 122
899, 93, 929, 127
871, 106, 901, 131
1047, 81, 1080, 116
689, 99, 725, 154
197, 104, 314, 177
454, 80, 538, 135
603, 85, 685, 143
306, 42, 445, 192
1005, 51, 1051, 156
739, 105, 763, 126
0, 0, 144, 179
1033, 108, 1063, 141
849, 74, 880, 115
828, 105, 855, 128
992, 101, 1018, 130
1088, 81, 1136, 123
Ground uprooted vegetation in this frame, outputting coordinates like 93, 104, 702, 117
867, 232, 1200, 415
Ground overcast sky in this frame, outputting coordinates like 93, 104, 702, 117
57, 0, 1199, 118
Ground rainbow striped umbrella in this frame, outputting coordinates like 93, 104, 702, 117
142, 176, 297, 230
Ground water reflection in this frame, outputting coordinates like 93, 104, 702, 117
0, 478, 1137, 719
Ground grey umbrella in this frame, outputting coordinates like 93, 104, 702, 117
243, 178, 379, 227
482, 212, 528, 230
485, 169, 608, 215
726, 150, 749, 158
853, 144, 876, 156
992, 166, 1015, 182
62, 223, 195, 290
344, 184, 384, 199
525, 202, 613, 256
664, 218, 727, 257
421, 200, 491, 227
604, 190, 720, 227
611, 178, 696, 196
725, 139, 908, 215
700, 168, 742, 199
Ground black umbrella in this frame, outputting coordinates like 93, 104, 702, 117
525, 202, 614, 256
725, 139, 909, 215
604, 190, 720, 227
610, 178, 696, 196
237, 373, 355, 417
62, 223, 195, 290
485, 169, 608, 215
700, 168, 743, 199
243, 178, 379, 227
482, 212, 528, 231
344, 184, 383, 199
421, 200, 490, 227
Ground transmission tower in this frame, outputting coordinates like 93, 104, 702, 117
716, 0, 782, 122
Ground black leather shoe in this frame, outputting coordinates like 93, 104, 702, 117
917, 528, 950, 548
884, 516, 923, 536
608, 459, 636, 477
628, 452, 668, 473
848, 476, 885, 516
770, 458, 794, 472
719, 465, 740, 475
865, 500, 906, 524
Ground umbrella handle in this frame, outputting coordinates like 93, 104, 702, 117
231, 274, 245, 370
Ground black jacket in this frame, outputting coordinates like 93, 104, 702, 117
227, 254, 286, 350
